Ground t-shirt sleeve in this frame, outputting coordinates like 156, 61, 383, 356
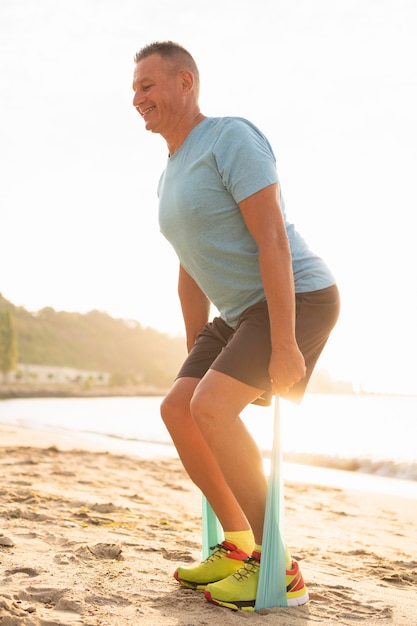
212, 118, 279, 203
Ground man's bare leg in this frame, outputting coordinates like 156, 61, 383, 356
160, 377, 251, 532
190, 370, 268, 545
161, 372, 268, 544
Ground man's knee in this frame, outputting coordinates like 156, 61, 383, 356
190, 387, 221, 430
160, 379, 197, 427
160, 392, 183, 427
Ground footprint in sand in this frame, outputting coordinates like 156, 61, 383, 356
309, 584, 393, 621
160, 547, 195, 562
75, 543, 123, 560
5, 567, 40, 578
17, 585, 68, 604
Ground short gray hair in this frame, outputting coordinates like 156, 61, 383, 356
134, 41, 200, 96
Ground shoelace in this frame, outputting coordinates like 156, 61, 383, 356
205, 543, 229, 563
232, 556, 260, 582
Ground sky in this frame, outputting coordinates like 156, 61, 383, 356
0, 0, 416, 395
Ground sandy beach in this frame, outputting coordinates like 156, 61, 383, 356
0, 424, 416, 626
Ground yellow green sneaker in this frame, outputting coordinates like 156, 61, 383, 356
204, 556, 309, 611
173, 541, 248, 590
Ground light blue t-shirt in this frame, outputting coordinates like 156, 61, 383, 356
158, 117, 335, 328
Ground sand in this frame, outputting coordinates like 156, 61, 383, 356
0, 424, 416, 626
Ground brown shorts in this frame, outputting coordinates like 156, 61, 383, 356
176, 284, 340, 406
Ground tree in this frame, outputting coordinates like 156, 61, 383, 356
0, 311, 18, 382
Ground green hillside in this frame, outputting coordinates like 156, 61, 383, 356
0, 293, 186, 389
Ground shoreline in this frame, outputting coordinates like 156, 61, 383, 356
1, 423, 417, 625
1, 385, 415, 401
2, 421, 417, 500
0, 386, 169, 400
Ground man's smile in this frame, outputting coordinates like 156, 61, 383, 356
139, 105, 156, 118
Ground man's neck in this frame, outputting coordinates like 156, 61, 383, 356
166, 111, 206, 156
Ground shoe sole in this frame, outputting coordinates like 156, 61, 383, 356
205, 590, 309, 611
174, 570, 215, 591
205, 591, 256, 611
287, 592, 309, 607
177, 579, 209, 591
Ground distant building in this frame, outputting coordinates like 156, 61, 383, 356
13, 364, 110, 386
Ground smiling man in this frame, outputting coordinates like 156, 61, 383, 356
133, 45, 202, 146
132, 40, 340, 612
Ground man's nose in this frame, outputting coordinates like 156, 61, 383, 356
133, 93, 144, 110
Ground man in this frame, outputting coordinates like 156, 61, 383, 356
132, 41, 340, 611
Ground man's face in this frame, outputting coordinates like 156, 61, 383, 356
132, 54, 182, 136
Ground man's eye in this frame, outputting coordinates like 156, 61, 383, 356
143, 85, 152, 91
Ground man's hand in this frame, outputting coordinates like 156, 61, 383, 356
269, 344, 306, 395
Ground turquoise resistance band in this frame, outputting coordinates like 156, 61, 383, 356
255, 394, 287, 609
202, 496, 223, 559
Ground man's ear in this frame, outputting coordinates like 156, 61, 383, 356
179, 70, 194, 94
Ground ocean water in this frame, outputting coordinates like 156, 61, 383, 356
0, 393, 416, 494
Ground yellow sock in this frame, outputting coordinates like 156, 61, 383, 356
254, 543, 292, 570
224, 530, 255, 555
